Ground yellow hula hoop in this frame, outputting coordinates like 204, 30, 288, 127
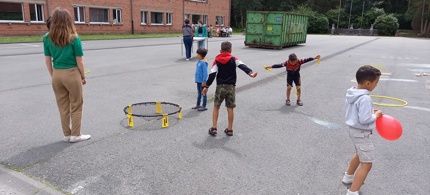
361, 64, 385, 69
370, 95, 408, 107
84, 68, 91, 73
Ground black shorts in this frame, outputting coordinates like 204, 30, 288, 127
287, 74, 301, 87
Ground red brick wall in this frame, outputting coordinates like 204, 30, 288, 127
0, 0, 230, 36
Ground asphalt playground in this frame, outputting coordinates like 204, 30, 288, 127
0, 34, 429, 195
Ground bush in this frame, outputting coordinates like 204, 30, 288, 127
308, 14, 329, 34
374, 14, 399, 36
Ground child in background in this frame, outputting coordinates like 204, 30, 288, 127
342, 65, 382, 195
265, 53, 320, 106
202, 42, 257, 136
192, 48, 209, 111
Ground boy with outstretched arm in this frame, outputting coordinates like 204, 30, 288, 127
265, 53, 320, 106
202, 41, 257, 136
342, 65, 382, 195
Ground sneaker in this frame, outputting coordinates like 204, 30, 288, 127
192, 105, 201, 109
186, 58, 190, 61
342, 172, 354, 184
63, 136, 71, 142
198, 107, 207, 111
346, 189, 359, 195
70, 134, 91, 143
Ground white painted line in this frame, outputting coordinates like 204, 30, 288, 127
379, 78, 418, 82
404, 106, 430, 112
309, 117, 340, 129
381, 72, 392, 76
407, 68, 430, 72
17, 43, 39, 47
404, 64, 430, 67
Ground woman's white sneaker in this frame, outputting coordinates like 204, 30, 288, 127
69, 135, 91, 143
63, 136, 71, 142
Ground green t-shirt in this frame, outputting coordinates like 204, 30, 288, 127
43, 33, 84, 69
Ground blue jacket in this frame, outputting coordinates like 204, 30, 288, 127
345, 87, 376, 130
195, 60, 208, 83
195, 24, 207, 37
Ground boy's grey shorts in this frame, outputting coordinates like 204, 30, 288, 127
348, 127, 375, 163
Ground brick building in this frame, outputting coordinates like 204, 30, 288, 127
0, 0, 231, 36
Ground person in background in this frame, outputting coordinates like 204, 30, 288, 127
182, 19, 194, 61
195, 20, 207, 49
43, 8, 90, 143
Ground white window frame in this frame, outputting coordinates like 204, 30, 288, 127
89, 7, 109, 24
220, 16, 225, 26
29, 4, 44, 22
184, 14, 190, 20
113, 8, 121, 24
74, 6, 85, 23
141, 11, 148, 25
190, 0, 207, 2
0, 2, 24, 22
150, 11, 163, 25
202, 15, 207, 25
166, 12, 172, 25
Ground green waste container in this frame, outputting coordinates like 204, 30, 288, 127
245, 11, 308, 49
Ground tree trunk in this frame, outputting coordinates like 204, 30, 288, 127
421, 0, 425, 35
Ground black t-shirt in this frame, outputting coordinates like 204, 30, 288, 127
198, 26, 203, 34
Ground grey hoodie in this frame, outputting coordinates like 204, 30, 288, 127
345, 87, 376, 130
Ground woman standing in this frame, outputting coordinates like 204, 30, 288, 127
194, 20, 207, 49
182, 19, 194, 60
43, 8, 91, 143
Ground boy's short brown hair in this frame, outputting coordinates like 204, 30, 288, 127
356, 65, 381, 84
196, 48, 208, 58
221, 41, 232, 52
289, 53, 297, 61
184, 19, 190, 24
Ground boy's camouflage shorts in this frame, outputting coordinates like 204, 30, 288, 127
214, 84, 236, 108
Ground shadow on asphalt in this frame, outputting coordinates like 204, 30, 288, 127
4, 141, 72, 170
192, 136, 242, 157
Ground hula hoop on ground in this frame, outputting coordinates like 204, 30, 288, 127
123, 102, 182, 128
370, 95, 408, 107
123, 102, 182, 117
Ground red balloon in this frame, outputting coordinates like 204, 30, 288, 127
376, 115, 402, 141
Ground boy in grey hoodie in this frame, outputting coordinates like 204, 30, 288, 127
342, 65, 382, 195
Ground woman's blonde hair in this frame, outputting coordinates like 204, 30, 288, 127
49, 8, 77, 47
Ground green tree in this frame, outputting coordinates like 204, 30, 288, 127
326, 7, 351, 28
374, 14, 399, 36
358, 7, 385, 28
406, 0, 430, 36
291, 5, 329, 34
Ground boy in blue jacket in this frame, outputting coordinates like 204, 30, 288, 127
342, 65, 382, 195
192, 48, 209, 111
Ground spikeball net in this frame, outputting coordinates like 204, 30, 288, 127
123, 102, 182, 128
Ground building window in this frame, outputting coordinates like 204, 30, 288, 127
74, 7, 85, 23
151, 12, 163, 24
30, 4, 44, 22
202, 15, 208, 25
216, 16, 224, 26
113, 9, 121, 24
89, 8, 108, 23
0, 2, 23, 21
192, 15, 200, 24
184, 14, 190, 20
166, 13, 172, 25
141, 11, 148, 24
